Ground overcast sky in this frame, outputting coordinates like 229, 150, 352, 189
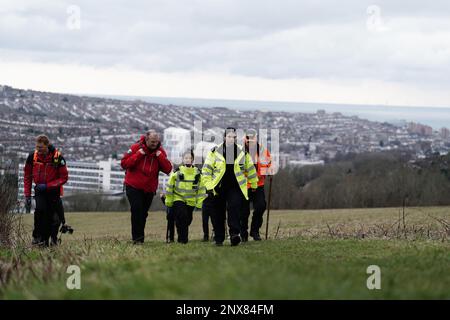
1, 0, 450, 107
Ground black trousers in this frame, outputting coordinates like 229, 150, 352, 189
173, 201, 194, 243
204, 185, 243, 244
241, 186, 267, 237
202, 206, 211, 238
126, 185, 154, 243
166, 206, 175, 241
33, 190, 63, 246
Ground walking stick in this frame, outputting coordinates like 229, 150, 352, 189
166, 221, 169, 243
265, 176, 273, 240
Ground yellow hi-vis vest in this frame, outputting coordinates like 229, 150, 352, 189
201, 143, 258, 200
165, 165, 203, 208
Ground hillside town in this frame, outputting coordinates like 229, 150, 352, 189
1, 84, 450, 173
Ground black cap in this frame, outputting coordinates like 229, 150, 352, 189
224, 127, 237, 137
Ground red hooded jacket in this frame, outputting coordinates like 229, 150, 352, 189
121, 136, 172, 193
23, 145, 69, 197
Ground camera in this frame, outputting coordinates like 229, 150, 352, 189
60, 224, 74, 234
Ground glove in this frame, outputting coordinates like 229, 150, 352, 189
25, 197, 32, 213
206, 189, 214, 198
35, 184, 47, 192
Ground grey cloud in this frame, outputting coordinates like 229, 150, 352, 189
1, 0, 450, 86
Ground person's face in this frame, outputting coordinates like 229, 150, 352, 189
146, 134, 159, 150
225, 132, 236, 145
36, 142, 48, 155
183, 154, 193, 166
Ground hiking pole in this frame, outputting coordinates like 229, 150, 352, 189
265, 176, 273, 240
166, 221, 169, 243
165, 208, 171, 243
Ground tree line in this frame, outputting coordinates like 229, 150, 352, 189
269, 151, 450, 209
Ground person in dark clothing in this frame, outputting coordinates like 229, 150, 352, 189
201, 207, 212, 241
160, 193, 175, 243
121, 130, 172, 244
23, 134, 69, 247
201, 127, 258, 246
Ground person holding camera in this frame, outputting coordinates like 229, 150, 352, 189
201, 127, 259, 246
121, 130, 172, 244
24, 135, 69, 246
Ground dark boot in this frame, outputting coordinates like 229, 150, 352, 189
230, 234, 241, 246
250, 231, 262, 241
50, 235, 59, 246
32, 236, 42, 246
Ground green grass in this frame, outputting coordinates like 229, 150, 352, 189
1, 207, 449, 299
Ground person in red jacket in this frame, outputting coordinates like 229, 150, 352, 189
121, 130, 172, 244
24, 135, 69, 246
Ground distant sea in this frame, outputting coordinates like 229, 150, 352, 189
91, 94, 450, 130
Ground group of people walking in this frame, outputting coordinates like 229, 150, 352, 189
23, 127, 272, 247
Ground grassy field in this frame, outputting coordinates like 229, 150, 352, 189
0, 206, 449, 299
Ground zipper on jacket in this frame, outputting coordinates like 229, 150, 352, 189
142, 156, 147, 172
149, 157, 154, 175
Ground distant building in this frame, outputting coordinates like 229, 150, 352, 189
289, 159, 325, 167
408, 122, 433, 136
193, 141, 216, 165
163, 127, 191, 165
440, 127, 450, 140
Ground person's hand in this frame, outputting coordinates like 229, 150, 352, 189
207, 189, 214, 198
156, 150, 161, 157
35, 184, 47, 192
138, 148, 145, 155
25, 197, 32, 213
251, 188, 257, 193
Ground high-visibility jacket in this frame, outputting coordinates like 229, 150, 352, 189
196, 176, 208, 208
245, 142, 272, 188
201, 143, 258, 200
165, 165, 204, 208
24, 145, 68, 197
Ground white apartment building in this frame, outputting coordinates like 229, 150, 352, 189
163, 127, 192, 165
